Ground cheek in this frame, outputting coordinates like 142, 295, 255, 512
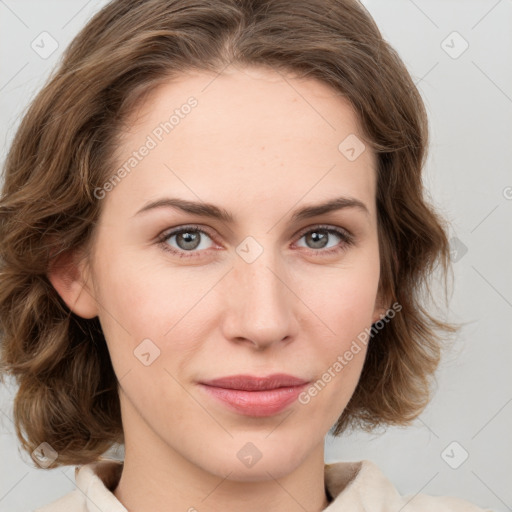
304, 252, 380, 342
298, 252, 379, 408
91, 248, 227, 389
91, 250, 179, 367
92, 258, 207, 422
94, 247, 201, 335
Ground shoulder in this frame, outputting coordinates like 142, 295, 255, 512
33, 489, 85, 512
325, 459, 493, 511
403, 492, 494, 512
33, 459, 126, 512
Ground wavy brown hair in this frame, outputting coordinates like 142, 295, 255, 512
0, 0, 458, 468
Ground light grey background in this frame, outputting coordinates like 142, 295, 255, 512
1, 1, 511, 511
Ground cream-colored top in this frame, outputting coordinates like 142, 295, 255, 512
34, 458, 493, 512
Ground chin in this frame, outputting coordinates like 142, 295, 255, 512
200, 439, 310, 482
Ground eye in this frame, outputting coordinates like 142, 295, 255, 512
156, 224, 355, 259
157, 225, 216, 259
294, 225, 354, 256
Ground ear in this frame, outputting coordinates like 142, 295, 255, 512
47, 248, 99, 319
371, 307, 387, 325
371, 294, 389, 324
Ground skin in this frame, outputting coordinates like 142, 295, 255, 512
49, 64, 387, 512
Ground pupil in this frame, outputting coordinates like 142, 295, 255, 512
309, 231, 327, 249
178, 231, 199, 250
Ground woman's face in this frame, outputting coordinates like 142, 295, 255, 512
81, 65, 384, 480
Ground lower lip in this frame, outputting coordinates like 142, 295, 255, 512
198, 383, 308, 417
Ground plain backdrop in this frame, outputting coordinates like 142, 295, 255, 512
1, 1, 511, 511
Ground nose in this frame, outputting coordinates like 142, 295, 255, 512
221, 246, 299, 350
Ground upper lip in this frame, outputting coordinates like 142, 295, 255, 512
200, 373, 309, 391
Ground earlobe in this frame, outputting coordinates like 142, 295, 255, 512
47, 248, 99, 319
371, 296, 390, 325
371, 308, 387, 325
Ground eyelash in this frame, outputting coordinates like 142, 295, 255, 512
156, 224, 355, 259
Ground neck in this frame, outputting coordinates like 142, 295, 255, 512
114, 432, 330, 512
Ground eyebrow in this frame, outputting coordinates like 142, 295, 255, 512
133, 196, 370, 223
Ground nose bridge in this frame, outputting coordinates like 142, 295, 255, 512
225, 240, 296, 347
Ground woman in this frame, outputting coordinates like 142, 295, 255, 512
0, 0, 492, 510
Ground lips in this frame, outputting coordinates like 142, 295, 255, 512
200, 373, 309, 391
198, 373, 310, 417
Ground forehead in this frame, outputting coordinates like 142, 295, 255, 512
107, 65, 377, 221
